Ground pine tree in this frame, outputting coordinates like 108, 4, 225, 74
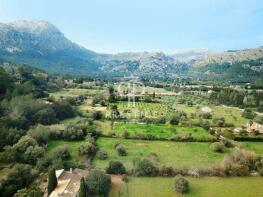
78, 177, 87, 197
48, 168, 57, 195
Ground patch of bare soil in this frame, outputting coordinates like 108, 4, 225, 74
80, 105, 107, 111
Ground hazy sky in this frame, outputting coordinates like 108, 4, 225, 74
0, 0, 262, 53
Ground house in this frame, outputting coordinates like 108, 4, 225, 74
49, 168, 88, 197
246, 122, 263, 134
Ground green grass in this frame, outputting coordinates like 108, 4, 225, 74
93, 137, 225, 169
96, 121, 214, 141
109, 176, 263, 197
107, 100, 248, 127
49, 88, 105, 99
46, 140, 85, 162
241, 142, 263, 155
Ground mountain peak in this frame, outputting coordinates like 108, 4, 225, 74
8, 20, 60, 34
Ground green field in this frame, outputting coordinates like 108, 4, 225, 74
93, 137, 225, 169
109, 99, 249, 126
241, 142, 263, 154
109, 176, 263, 197
49, 88, 105, 99
46, 140, 86, 162
96, 121, 214, 141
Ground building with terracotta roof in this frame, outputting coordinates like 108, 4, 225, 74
49, 168, 88, 197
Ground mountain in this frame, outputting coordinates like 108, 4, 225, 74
0, 20, 262, 82
190, 47, 263, 82
0, 20, 100, 74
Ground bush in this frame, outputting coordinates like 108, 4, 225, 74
242, 109, 255, 119
98, 150, 108, 160
52, 145, 71, 160
133, 158, 159, 176
122, 175, 129, 182
78, 142, 97, 156
90, 110, 103, 120
221, 138, 235, 148
210, 142, 225, 153
0, 164, 38, 197
85, 170, 111, 196
27, 125, 52, 145
174, 175, 189, 194
106, 161, 126, 174
221, 148, 261, 176
116, 145, 127, 156
122, 131, 130, 139
10, 135, 44, 164
62, 125, 85, 140
154, 116, 166, 124
170, 116, 179, 125
202, 112, 212, 119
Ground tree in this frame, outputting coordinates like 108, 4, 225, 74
133, 158, 158, 176
106, 161, 126, 174
52, 145, 71, 160
0, 164, 38, 197
116, 145, 127, 156
11, 135, 44, 164
14, 186, 42, 197
174, 175, 189, 194
78, 142, 97, 156
108, 85, 116, 103
78, 177, 87, 197
85, 170, 111, 196
48, 168, 57, 195
27, 125, 52, 145
98, 150, 108, 160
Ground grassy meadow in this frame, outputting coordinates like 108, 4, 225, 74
109, 176, 263, 197
93, 137, 225, 169
96, 121, 214, 140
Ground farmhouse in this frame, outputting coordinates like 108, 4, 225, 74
246, 122, 263, 134
49, 168, 88, 197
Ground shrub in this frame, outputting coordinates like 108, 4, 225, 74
106, 161, 126, 174
116, 145, 127, 156
133, 158, 159, 176
78, 142, 97, 156
62, 125, 85, 140
98, 150, 108, 160
170, 116, 179, 125
122, 131, 130, 139
85, 170, 111, 196
210, 142, 225, 153
52, 145, 71, 160
221, 138, 235, 148
90, 111, 103, 120
122, 175, 129, 182
159, 166, 175, 177
154, 116, 166, 124
173, 175, 189, 194
10, 135, 44, 164
242, 109, 255, 119
27, 125, 52, 145
202, 112, 212, 119
0, 164, 38, 197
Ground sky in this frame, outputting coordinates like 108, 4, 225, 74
0, 0, 262, 53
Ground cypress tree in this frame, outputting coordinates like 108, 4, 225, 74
78, 177, 87, 197
48, 168, 57, 195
